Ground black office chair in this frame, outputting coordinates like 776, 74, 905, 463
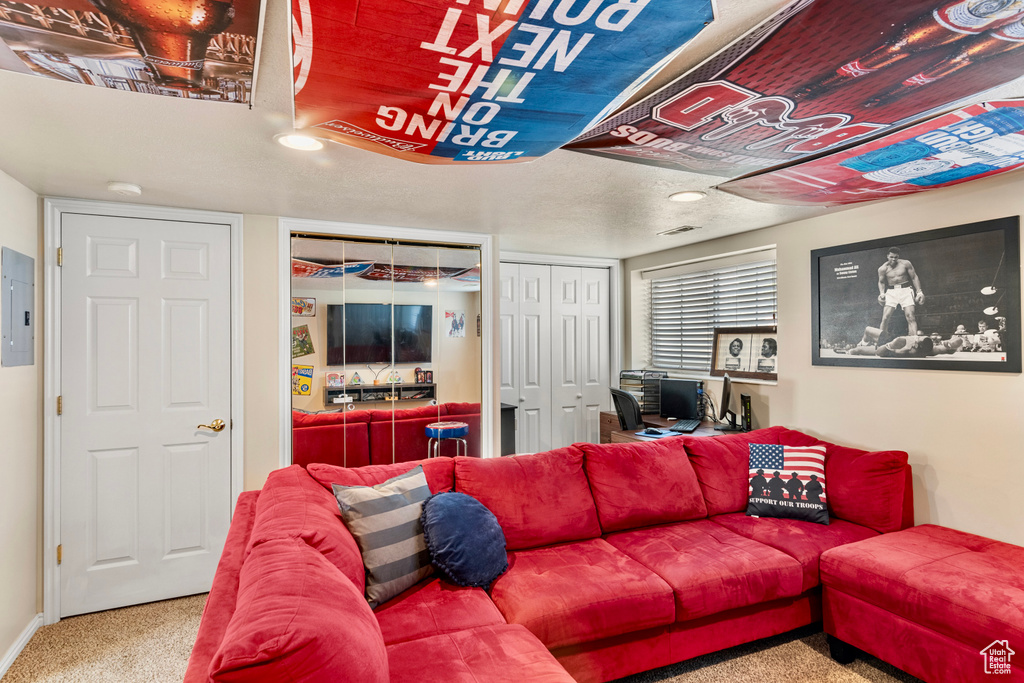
609, 388, 644, 431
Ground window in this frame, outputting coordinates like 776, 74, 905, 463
647, 251, 777, 372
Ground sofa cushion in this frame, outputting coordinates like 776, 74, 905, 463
711, 512, 879, 592
605, 519, 803, 622
292, 422, 371, 469
422, 492, 508, 588
368, 404, 446, 422
209, 537, 388, 683
444, 402, 480, 416
577, 439, 707, 533
373, 578, 505, 645
681, 426, 788, 516
332, 467, 433, 607
387, 624, 574, 683
747, 444, 829, 525
777, 430, 910, 534
292, 408, 372, 427
820, 525, 1024, 648
308, 457, 455, 495
489, 538, 675, 649
455, 448, 601, 550
247, 465, 365, 590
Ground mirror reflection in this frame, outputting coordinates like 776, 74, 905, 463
290, 236, 482, 468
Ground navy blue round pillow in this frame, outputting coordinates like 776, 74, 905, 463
421, 492, 508, 588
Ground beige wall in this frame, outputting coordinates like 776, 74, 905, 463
0, 169, 41, 652
624, 171, 1024, 546
241, 215, 281, 492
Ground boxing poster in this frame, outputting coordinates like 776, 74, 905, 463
0, 0, 263, 101
290, 0, 715, 164
566, 0, 1024, 178
720, 101, 1024, 205
811, 217, 1021, 373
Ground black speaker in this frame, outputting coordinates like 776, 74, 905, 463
740, 394, 752, 431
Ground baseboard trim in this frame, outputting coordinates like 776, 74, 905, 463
0, 613, 43, 678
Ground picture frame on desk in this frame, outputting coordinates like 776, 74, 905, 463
811, 217, 1021, 373
710, 326, 777, 381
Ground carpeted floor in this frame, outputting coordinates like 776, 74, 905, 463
2, 595, 920, 683
1, 594, 206, 683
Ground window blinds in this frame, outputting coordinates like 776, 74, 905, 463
649, 257, 777, 371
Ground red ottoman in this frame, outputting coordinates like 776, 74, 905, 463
820, 525, 1024, 683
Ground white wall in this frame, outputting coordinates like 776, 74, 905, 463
624, 171, 1024, 546
0, 169, 41, 657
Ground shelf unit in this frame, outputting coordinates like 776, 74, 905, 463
324, 383, 437, 405
619, 370, 666, 414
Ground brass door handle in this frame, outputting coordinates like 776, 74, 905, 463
198, 419, 226, 432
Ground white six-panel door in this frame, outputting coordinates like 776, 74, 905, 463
500, 262, 609, 453
59, 213, 232, 617
551, 267, 610, 446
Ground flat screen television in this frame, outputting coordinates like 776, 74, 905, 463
326, 303, 432, 365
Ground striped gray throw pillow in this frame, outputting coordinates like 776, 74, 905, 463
332, 466, 433, 607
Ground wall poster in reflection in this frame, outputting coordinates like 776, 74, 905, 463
446, 310, 465, 338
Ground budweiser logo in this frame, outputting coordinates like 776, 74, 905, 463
314, 121, 427, 152
838, 60, 876, 78
144, 55, 205, 69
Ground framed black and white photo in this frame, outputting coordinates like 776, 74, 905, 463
811, 217, 1020, 373
711, 326, 778, 381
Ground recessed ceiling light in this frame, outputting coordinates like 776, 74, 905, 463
668, 190, 707, 202
107, 181, 142, 197
274, 133, 324, 151
657, 226, 701, 236
424, 279, 438, 287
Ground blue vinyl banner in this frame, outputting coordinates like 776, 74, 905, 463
292, 0, 716, 163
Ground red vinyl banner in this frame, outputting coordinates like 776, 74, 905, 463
0, 0, 262, 101
719, 100, 1024, 206
566, 0, 1024, 177
290, 0, 715, 164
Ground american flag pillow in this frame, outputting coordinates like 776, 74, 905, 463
747, 444, 829, 525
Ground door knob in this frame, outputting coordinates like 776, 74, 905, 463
576, 393, 582, 399
198, 419, 226, 432
519, 397, 525, 402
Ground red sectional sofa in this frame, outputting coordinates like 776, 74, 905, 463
186, 426, 914, 683
292, 402, 481, 468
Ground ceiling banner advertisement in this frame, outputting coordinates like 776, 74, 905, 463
565, 0, 1024, 178
290, 0, 715, 164
0, 0, 262, 101
720, 100, 1024, 206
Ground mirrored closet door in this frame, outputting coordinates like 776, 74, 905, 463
290, 235, 482, 467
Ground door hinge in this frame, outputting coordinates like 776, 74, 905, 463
57, 396, 62, 415
57, 544, 62, 565
57, 247, 62, 267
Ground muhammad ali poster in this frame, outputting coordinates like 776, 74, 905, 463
811, 216, 1021, 373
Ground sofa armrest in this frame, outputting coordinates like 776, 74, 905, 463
184, 490, 260, 683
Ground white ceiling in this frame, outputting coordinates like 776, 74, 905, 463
0, 0, 1021, 259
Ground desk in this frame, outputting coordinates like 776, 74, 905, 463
600, 411, 721, 443
610, 420, 719, 443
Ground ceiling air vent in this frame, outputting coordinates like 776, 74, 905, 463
657, 226, 701, 237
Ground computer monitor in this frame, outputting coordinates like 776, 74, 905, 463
715, 374, 742, 432
659, 379, 701, 420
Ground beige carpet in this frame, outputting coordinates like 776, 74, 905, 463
1, 594, 206, 683
2, 595, 920, 683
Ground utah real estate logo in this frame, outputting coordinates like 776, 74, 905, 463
980, 640, 1015, 675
